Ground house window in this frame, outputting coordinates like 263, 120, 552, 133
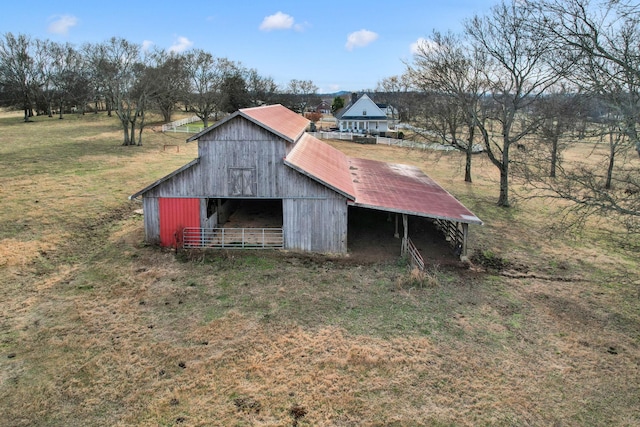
229, 168, 256, 196
362, 110, 367, 115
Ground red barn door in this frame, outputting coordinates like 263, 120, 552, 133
158, 198, 200, 247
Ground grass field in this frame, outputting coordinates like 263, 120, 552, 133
1, 110, 639, 426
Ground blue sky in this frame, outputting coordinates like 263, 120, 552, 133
0, 0, 497, 93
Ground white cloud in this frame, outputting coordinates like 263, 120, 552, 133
259, 11, 295, 31
345, 29, 378, 51
142, 40, 154, 52
410, 37, 439, 55
168, 36, 193, 53
47, 14, 78, 35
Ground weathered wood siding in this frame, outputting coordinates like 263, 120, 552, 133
142, 197, 160, 244
139, 115, 349, 253
141, 161, 203, 198
198, 117, 298, 198
283, 195, 348, 253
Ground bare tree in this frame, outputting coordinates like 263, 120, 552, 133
376, 74, 413, 122
286, 79, 318, 114
407, 31, 487, 183
525, 84, 587, 178
146, 50, 189, 123
183, 50, 229, 127
465, 1, 565, 206
86, 37, 145, 145
0, 33, 41, 121
33, 39, 58, 117
528, 0, 640, 228
48, 42, 90, 119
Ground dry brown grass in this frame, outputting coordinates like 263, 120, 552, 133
1, 111, 639, 426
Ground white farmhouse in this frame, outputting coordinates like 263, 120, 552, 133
335, 93, 392, 134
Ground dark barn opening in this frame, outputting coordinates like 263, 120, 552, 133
347, 206, 455, 263
221, 199, 283, 228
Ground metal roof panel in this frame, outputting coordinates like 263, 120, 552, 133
284, 133, 356, 199
240, 104, 309, 143
347, 158, 482, 224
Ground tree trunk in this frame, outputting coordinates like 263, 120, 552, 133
605, 132, 615, 190
137, 111, 145, 146
464, 124, 475, 183
161, 106, 171, 123
498, 141, 510, 207
122, 126, 129, 145
498, 164, 510, 206
550, 135, 558, 178
129, 122, 136, 146
59, 99, 64, 120
465, 147, 473, 183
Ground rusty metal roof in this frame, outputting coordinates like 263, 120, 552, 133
240, 104, 309, 143
284, 133, 356, 199
347, 157, 482, 224
187, 104, 309, 144
284, 135, 481, 225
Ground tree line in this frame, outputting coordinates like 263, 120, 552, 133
376, 0, 639, 231
0, 35, 320, 145
0, 0, 638, 230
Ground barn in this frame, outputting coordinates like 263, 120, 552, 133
129, 104, 482, 260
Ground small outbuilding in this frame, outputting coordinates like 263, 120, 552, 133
130, 104, 481, 260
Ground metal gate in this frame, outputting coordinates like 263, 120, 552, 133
182, 227, 284, 249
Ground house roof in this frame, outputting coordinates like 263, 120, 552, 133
335, 93, 387, 120
187, 104, 309, 144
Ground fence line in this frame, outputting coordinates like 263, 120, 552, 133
311, 131, 483, 153
162, 124, 205, 134
310, 131, 405, 145
161, 115, 203, 132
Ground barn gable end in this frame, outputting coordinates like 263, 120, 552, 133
131, 105, 349, 253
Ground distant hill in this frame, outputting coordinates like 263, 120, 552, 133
319, 91, 350, 97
